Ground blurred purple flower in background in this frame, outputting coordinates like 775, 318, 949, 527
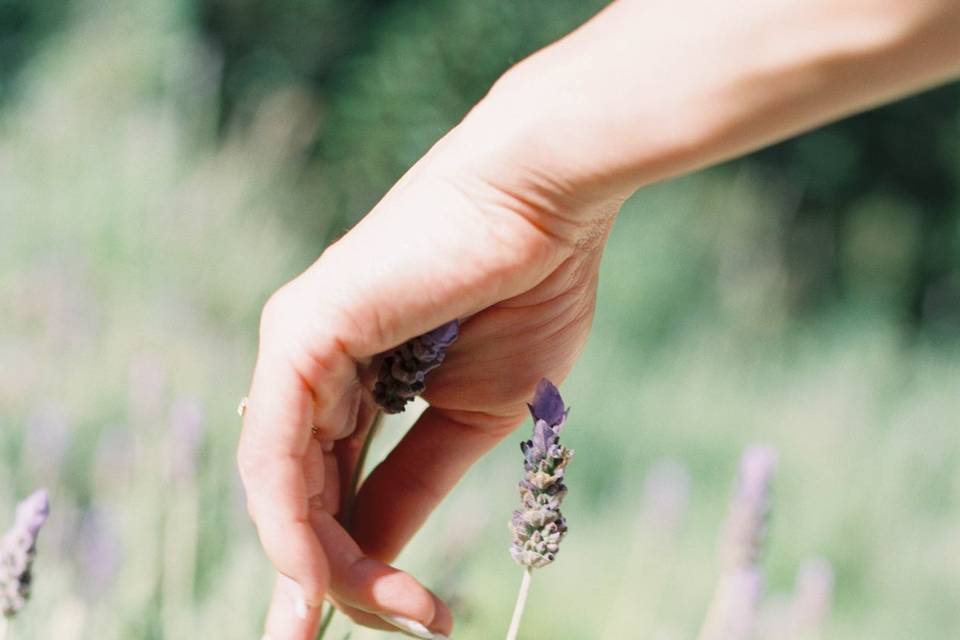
72, 507, 122, 601
721, 445, 778, 570
1, 490, 50, 618
698, 446, 778, 640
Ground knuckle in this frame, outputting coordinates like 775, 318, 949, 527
259, 285, 296, 334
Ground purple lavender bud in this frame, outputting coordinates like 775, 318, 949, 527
510, 380, 573, 569
373, 320, 460, 414
1, 490, 50, 618
527, 378, 567, 429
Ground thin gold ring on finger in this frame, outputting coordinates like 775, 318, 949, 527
237, 396, 248, 417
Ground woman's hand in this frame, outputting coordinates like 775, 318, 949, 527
237, 102, 619, 638
238, 0, 960, 636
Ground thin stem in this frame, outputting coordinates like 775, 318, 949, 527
505, 568, 533, 640
341, 411, 383, 528
317, 410, 383, 639
0, 617, 9, 640
316, 604, 335, 639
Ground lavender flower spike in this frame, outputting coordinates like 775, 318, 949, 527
1, 490, 50, 618
698, 446, 778, 640
509, 379, 573, 569
373, 320, 460, 414
720, 445, 778, 571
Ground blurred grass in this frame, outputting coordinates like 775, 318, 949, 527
2, 1, 960, 639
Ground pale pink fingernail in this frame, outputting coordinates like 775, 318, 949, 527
378, 614, 433, 638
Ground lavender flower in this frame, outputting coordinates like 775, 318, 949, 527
719, 445, 778, 571
509, 379, 573, 569
698, 446, 778, 640
1, 490, 50, 618
373, 320, 459, 414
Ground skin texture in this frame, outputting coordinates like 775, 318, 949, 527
236, 0, 960, 637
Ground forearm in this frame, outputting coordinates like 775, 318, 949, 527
465, 0, 960, 203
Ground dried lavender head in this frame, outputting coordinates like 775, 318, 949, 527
509, 379, 573, 569
373, 320, 460, 414
720, 445, 778, 571
1, 490, 50, 618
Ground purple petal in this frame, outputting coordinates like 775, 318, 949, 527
528, 379, 566, 427
421, 319, 460, 349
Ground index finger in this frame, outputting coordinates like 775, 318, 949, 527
238, 349, 330, 612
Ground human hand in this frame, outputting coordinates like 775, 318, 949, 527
237, 90, 621, 638
238, 0, 960, 634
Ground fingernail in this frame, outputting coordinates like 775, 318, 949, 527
378, 614, 433, 639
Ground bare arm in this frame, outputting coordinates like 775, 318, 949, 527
464, 0, 960, 203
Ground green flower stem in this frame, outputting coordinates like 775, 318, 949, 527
505, 567, 533, 640
317, 410, 384, 639
316, 605, 335, 638
0, 617, 9, 640
342, 411, 383, 528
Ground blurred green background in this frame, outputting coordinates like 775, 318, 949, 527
2, 0, 959, 638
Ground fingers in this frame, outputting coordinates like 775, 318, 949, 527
350, 406, 523, 562
239, 286, 364, 612
238, 352, 330, 607
335, 593, 453, 638
264, 574, 327, 640
309, 509, 453, 638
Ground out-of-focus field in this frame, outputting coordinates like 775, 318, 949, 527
2, 2, 959, 639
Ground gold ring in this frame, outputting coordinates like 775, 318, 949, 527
237, 396, 248, 417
